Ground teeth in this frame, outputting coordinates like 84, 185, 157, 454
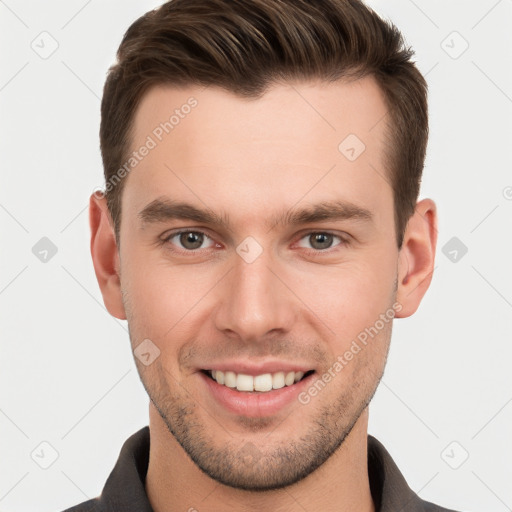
224, 371, 237, 388
209, 369, 309, 392
294, 371, 304, 382
272, 372, 285, 389
254, 374, 273, 392
236, 374, 254, 392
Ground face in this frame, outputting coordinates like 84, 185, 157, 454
107, 77, 405, 490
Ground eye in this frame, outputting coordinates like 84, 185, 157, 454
164, 230, 216, 251
297, 232, 346, 251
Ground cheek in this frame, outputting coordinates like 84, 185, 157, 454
291, 254, 396, 347
121, 248, 220, 344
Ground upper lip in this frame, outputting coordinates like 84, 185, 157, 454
200, 360, 314, 376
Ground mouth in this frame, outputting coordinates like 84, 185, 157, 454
201, 369, 315, 393
198, 363, 317, 417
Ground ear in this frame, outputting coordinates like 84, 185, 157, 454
89, 192, 126, 320
395, 198, 438, 318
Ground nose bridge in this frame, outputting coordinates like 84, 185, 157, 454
214, 250, 295, 340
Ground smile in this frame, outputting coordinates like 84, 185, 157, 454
205, 369, 313, 393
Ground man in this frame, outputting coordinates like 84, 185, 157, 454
65, 0, 458, 510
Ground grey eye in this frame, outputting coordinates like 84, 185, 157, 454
179, 231, 205, 250
297, 232, 344, 251
308, 233, 334, 250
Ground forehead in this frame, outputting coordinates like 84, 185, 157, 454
123, 77, 391, 229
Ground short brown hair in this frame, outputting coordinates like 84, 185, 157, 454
100, 0, 428, 248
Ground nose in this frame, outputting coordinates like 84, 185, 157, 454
213, 252, 297, 342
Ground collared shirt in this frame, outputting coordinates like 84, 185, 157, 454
62, 427, 458, 512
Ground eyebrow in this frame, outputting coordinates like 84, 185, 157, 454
138, 197, 373, 230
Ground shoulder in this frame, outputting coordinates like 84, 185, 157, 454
58, 427, 151, 512
368, 435, 462, 512
60, 498, 101, 512
418, 502, 460, 512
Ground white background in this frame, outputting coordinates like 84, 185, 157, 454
1, 1, 511, 511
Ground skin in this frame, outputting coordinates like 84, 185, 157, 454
90, 77, 437, 512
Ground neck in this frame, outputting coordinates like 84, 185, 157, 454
145, 404, 375, 512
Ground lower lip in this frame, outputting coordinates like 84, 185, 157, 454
200, 372, 315, 417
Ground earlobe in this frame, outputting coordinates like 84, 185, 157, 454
89, 193, 127, 320
395, 198, 438, 318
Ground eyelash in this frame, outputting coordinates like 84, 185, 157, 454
160, 229, 350, 255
